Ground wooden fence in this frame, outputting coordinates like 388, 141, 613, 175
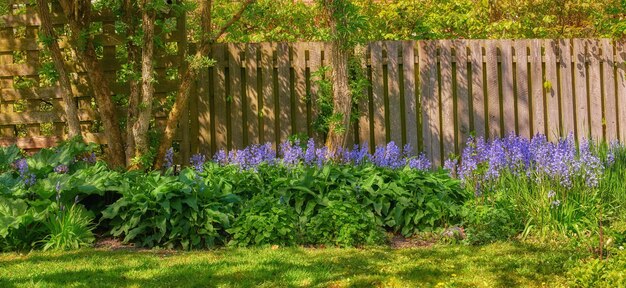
189, 39, 626, 165
0, 3, 186, 153
1, 4, 625, 166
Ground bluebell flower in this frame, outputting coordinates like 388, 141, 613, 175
444, 158, 457, 177
15, 159, 36, 187
164, 148, 174, 169
304, 139, 317, 165
280, 140, 303, 166
213, 150, 228, 165
409, 153, 431, 170
190, 153, 207, 172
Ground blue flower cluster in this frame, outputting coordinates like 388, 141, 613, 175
14, 159, 36, 186
456, 133, 606, 188
176, 139, 431, 171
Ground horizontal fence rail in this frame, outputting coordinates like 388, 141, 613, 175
1, 4, 625, 167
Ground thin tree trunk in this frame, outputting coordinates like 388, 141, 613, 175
59, 0, 126, 168
123, 0, 142, 166
322, 0, 353, 154
325, 41, 352, 153
154, 0, 254, 168
36, 0, 81, 138
131, 1, 156, 169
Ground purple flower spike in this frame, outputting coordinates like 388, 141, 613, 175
409, 153, 431, 171
164, 148, 174, 169
190, 153, 207, 172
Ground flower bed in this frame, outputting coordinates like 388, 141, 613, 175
0, 134, 624, 253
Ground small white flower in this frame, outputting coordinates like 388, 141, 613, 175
620, 246, 624, 250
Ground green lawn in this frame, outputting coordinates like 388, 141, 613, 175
0, 242, 578, 288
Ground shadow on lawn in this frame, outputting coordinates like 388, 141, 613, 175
0, 243, 577, 288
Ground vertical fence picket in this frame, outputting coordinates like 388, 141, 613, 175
197, 63, 211, 154
454, 40, 470, 149
470, 41, 486, 137
213, 44, 228, 150
515, 40, 531, 138
485, 41, 500, 139
559, 39, 575, 138
588, 39, 604, 141
500, 40, 515, 135
228, 43, 244, 149
616, 40, 626, 143
602, 39, 618, 141
387, 41, 402, 145
371, 42, 386, 146
277, 43, 292, 144
419, 40, 441, 165
544, 39, 561, 140
245, 43, 260, 145
293, 42, 308, 136
261, 43, 277, 148
440, 40, 455, 157
530, 39, 545, 136
402, 41, 418, 152
573, 39, 590, 141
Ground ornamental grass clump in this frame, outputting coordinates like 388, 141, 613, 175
453, 133, 624, 240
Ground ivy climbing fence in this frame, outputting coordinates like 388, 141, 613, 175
2, 5, 626, 165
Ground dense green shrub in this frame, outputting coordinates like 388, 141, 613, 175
102, 169, 238, 249
461, 196, 523, 245
0, 139, 113, 251
228, 194, 299, 247
305, 196, 385, 247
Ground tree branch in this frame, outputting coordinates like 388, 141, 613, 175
207, 0, 254, 45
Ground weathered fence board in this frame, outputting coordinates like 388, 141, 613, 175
371, 42, 386, 147
515, 40, 530, 138
617, 40, 626, 143
500, 40, 515, 136
486, 41, 500, 139
440, 40, 455, 156
573, 39, 589, 141
454, 40, 470, 148
387, 41, 402, 145
588, 39, 604, 141
419, 40, 441, 165
602, 39, 617, 141
402, 41, 418, 151
470, 41, 486, 137
530, 39, 545, 136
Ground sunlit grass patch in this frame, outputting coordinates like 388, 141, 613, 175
0, 242, 578, 288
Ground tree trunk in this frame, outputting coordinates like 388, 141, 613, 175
131, 1, 156, 169
322, 0, 353, 154
59, 0, 126, 168
36, 0, 81, 139
123, 0, 142, 166
325, 41, 352, 154
154, 0, 254, 168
